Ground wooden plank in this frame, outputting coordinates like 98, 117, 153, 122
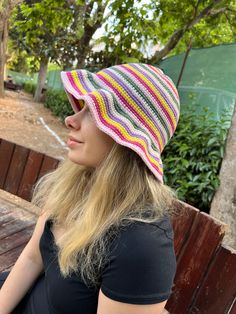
189, 245, 236, 314
0, 226, 34, 255
0, 245, 26, 272
0, 189, 40, 217
171, 201, 199, 258
0, 189, 38, 272
0, 195, 37, 220
166, 212, 226, 314
4, 144, 29, 195
0, 200, 16, 215
0, 213, 17, 225
0, 218, 35, 240
38, 155, 59, 179
0, 140, 15, 189
17, 150, 44, 201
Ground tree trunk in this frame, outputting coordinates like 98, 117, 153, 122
34, 58, 49, 103
210, 104, 236, 249
75, 2, 106, 68
0, 0, 24, 98
0, 16, 9, 98
176, 38, 192, 88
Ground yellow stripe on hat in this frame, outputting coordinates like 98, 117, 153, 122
92, 91, 163, 174
98, 71, 164, 151
71, 71, 88, 95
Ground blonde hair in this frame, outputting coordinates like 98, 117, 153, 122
32, 143, 176, 287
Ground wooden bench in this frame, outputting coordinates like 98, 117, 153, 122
0, 138, 60, 202
0, 139, 236, 313
4, 81, 22, 91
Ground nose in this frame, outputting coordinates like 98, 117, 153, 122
65, 113, 80, 130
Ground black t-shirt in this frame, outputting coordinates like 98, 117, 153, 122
22, 215, 176, 314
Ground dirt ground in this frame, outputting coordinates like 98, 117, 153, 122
0, 90, 69, 160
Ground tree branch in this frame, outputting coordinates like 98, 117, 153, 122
187, 0, 224, 28
193, 0, 201, 19
151, 0, 226, 63
206, 6, 236, 16
75, 2, 107, 67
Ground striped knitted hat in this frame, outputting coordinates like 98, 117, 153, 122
61, 63, 180, 182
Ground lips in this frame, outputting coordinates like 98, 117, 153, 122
69, 136, 83, 143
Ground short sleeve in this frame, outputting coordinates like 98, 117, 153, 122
101, 217, 176, 304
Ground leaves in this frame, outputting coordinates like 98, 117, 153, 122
98, 0, 236, 65
162, 106, 230, 212
45, 88, 73, 121
9, 0, 108, 70
8, 0, 236, 71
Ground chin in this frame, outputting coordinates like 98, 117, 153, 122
67, 153, 94, 168
67, 151, 83, 165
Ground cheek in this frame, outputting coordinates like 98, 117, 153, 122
98, 133, 115, 154
88, 130, 114, 159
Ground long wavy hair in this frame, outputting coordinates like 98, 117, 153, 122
32, 142, 176, 287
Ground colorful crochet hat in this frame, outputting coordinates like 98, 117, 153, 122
61, 63, 180, 182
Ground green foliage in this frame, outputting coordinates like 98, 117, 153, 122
45, 89, 73, 121
158, 0, 236, 57
162, 107, 229, 212
23, 80, 36, 94
10, 0, 108, 71
8, 0, 236, 71
95, 0, 159, 65
93, 0, 236, 66
10, 0, 72, 65
47, 63, 61, 71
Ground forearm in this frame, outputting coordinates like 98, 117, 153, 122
0, 252, 43, 314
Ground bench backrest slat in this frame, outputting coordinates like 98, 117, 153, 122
0, 139, 60, 201
38, 155, 60, 180
4, 144, 29, 195
167, 210, 226, 313
0, 139, 15, 188
189, 245, 236, 314
171, 202, 199, 258
17, 150, 44, 200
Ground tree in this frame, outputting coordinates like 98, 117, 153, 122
11, 0, 73, 101
210, 105, 236, 249
95, 0, 236, 66
0, 0, 24, 98
10, 0, 108, 101
57, 0, 108, 69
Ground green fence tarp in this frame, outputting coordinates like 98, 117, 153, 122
158, 43, 236, 121
7, 70, 37, 85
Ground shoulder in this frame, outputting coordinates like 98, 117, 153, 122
111, 215, 174, 253
107, 215, 175, 269
101, 215, 176, 305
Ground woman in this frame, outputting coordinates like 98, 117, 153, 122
0, 63, 180, 314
